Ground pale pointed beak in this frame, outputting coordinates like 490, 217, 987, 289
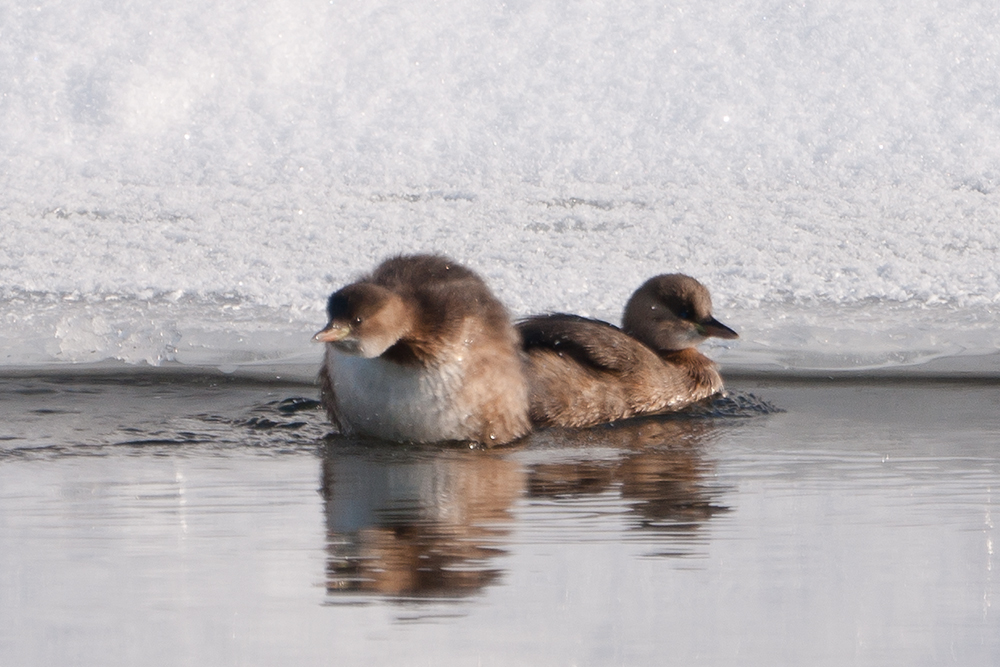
313, 323, 352, 343
700, 317, 739, 340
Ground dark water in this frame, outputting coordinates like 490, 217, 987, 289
1, 372, 998, 666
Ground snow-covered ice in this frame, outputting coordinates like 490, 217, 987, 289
2, 0, 999, 374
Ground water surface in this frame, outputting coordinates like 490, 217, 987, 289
1, 374, 997, 666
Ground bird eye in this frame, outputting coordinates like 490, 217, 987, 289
354, 317, 363, 324
678, 309, 690, 320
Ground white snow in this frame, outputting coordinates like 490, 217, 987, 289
2, 0, 999, 374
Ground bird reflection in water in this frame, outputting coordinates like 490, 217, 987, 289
320, 440, 524, 599
524, 416, 731, 554
320, 411, 733, 601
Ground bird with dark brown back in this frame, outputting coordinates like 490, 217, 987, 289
314, 254, 531, 446
518, 274, 738, 429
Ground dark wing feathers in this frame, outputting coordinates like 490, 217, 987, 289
517, 314, 644, 373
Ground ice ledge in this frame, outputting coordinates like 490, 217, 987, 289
3, 353, 1000, 387
722, 351, 1000, 381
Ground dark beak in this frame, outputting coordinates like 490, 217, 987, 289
700, 317, 739, 340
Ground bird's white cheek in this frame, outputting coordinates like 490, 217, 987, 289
685, 327, 709, 346
356, 332, 399, 358
330, 338, 363, 355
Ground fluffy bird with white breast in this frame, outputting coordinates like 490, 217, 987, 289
314, 254, 531, 445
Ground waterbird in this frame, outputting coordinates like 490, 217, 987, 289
314, 254, 531, 445
517, 274, 738, 428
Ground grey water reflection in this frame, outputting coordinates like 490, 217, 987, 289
524, 418, 731, 551
320, 414, 732, 602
